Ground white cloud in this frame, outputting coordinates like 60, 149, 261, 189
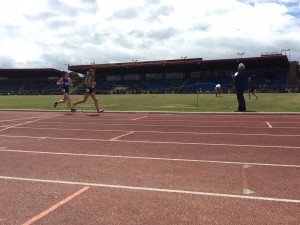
0, 0, 299, 69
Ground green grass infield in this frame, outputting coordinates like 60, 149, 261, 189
0, 93, 299, 113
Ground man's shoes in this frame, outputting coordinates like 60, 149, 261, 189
97, 109, 104, 113
54, 101, 58, 108
71, 109, 76, 112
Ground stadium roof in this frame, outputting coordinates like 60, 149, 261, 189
0, 68, 63, 78
68, 55, 289, 75
0, 55, 290, 78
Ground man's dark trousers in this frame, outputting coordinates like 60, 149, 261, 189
236, 90, 246, 112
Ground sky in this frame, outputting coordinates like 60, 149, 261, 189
0, 0, 299, 70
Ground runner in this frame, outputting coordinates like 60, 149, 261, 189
215, 84, 222, 97
248, 74, 258, 99
73, 68, 104, 113
54, 71, 76, 112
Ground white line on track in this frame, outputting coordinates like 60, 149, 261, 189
266, 122, 273, 128
38, 116, 300, 124
12, 126, 300, 137
110, 131, 135, 140
0, 116, 50, 123
1, 134, 300, 149
32, 121, 300, 129
0, 149, 299, 168
0, 116, 59, 132
0, 176, 299, 203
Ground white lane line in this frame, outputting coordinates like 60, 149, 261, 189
12, 126, 300, 137
37, 116, 300, 124
266, 122, 273, 128
33, 121, 277, 129
0, 116, 50, 123
33, 121, 300, 129
0, 176, 299, 203
0, 116, 59, 132
132, 116, 148, 121
110, 131, 135, 140
1, 134, 300, 149
1, 149, 299, 168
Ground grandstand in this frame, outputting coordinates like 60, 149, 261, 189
0, 68, 80, 95
0, 55, 299, 95
68, 54, 298, 94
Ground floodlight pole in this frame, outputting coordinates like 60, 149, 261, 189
237, 52, 245, 58
64, 64, 69, 70
281, 49, 291, 60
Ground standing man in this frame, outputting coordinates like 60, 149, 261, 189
73, 68, 104, 113
233, 63, 248, 112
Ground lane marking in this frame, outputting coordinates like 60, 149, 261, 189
13, 126, 300, 137
1, 134, 300, 149
266, 122, 273, 128
31, 121, 282, 128
1, 176, 299, 203
1, 149, 299, 168
22, 186, 90, 225
0, 116, 59, 133
33, 121, 300, 129
35, 116, 300, 124
0, 116, 50, 123
132, 116, 148, 121
110, 131, 135, 141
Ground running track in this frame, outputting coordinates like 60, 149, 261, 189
0, 111, 299, 225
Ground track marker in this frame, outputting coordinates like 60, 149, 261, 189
1, 176, 299, 203
242, 165, 254, 196
22, 186, 90, 225
266, 122, 273, 128
243, 164, 252, 169
37, 138, 46, 141
243, 188, 254, 195
110, 131, 135, 140
132, 116, 148, 121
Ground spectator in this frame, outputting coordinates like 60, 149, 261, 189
233, 63, 248, 112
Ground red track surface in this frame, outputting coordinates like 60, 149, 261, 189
0, 111, 299, 225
